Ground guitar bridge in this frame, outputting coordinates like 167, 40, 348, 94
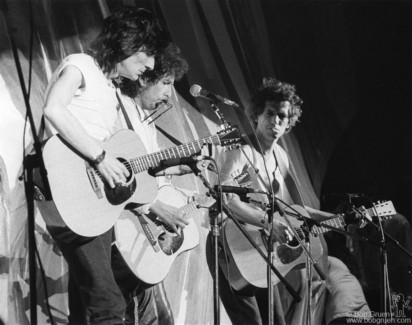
86, 166, 103, 199
138, 215, 160, 252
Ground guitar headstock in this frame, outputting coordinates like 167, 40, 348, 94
371, 201, 396, 218
357, 200, 396, 227
217, 126, 242, 150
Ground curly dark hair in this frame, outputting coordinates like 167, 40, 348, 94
142, 42, 189, 84
247, 77, 303, 132
120, 42, 188, 98
88, 6, 170, 75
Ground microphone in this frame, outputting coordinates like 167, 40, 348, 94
190, 84, 239, 107
214, 185, 266, 195
160, 156, 204, 168
347, 193, 365, 198
323, 193, 366, 201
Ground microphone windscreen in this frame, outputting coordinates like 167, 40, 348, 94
190, 84, 202, 97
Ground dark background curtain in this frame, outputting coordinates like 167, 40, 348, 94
162, 0, 412, 220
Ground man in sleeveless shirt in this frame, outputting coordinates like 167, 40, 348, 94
42, 7, 169, 324
217, 77, 370, 324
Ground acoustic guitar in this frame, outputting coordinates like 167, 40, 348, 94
219, 201, 396, 291
40, 127, 240, 236
115, 185, 215, 284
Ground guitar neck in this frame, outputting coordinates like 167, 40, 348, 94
129, 135, 220, 173
311, 215, 347, 236
310, 205, 391, 235
180, 200, 200, 216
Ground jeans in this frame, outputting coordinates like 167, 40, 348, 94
111, 245, 174, 325
48, 226, 126, 325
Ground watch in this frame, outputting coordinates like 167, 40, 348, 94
92, 150, 106, 165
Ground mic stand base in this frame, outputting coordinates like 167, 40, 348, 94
305, 240, 313, 325
23, 155, 40, 325
190, 168, 220, 325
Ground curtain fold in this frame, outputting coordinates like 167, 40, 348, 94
4, 0, 403, 323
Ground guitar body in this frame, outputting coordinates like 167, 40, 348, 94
219, 205, 324, 291
40, 126, 241, 237
42, 130, 158, 237
114, 185, 200, 284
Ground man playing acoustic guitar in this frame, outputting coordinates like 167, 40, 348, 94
42, 7, 170, 324
217, 77, 370, 324
112, 42, 210, 325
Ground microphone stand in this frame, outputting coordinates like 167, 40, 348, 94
275, 198, 328, 282
1, 2, 52, 324
353, 206, 412, 319
376, 215, 391, 318
212, 186, 301, 302
305, 234, 313, 325
209, 102, 231, 130
187, 162, 221, 325
266, 192, 279, 325
273, 198, 327, 325
193, 167, 301, 325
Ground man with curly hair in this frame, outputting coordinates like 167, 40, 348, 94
113, 42, 193, 325
217, 77, 370, 324
42, 6, 170, 324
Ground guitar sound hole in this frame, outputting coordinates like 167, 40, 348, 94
104, 181, 136, 205
287, 238, 299, 247
158, 231, 184, 256
104, 157, 136, 205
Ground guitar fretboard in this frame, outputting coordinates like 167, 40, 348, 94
181, 199, 204, 217
310, 205, 393, 235
157, 197, 208, 232
311, 215, 348, 235
129, 135, 220, 173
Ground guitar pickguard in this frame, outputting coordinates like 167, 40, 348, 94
149, 216, 185, 255
260, 230, 304, 265
105, 178, 137, 205
276, 244, 303, 264
158, 231, 184, 256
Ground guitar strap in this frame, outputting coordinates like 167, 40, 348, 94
273, 148, 305, 206
242, 135, 304, 205
115, 88, 135, 132
154, 125, 183, 146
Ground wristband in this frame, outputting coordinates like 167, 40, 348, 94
92, 150, 106, 165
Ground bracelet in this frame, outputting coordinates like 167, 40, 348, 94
92, 150, 106, 165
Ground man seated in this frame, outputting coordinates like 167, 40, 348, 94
216, 77, 370, 324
